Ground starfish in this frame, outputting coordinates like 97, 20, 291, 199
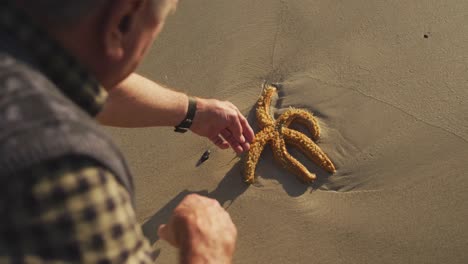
244, 84, 336, 184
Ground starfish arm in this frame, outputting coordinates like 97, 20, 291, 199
244, 128, 272, 184
282, 128, 336, 173
271, 132, 317, 183
256, 85, 276, 128
276, 108, 321, 140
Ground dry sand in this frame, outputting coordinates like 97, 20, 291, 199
107, 0, 468, 263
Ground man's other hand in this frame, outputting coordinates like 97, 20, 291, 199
158, 194, 237, 264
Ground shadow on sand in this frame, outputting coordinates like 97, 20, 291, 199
141, 154, 331, 248
141, 161, 249, 245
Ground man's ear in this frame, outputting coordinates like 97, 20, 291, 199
102, 0, 144, 61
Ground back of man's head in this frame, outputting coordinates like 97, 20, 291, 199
15, 0, 178, 87
18, 0, 175, 28
18, 0, 106, 27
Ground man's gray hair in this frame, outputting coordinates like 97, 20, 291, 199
22, 0, 174, 27
22, 0, 107, 25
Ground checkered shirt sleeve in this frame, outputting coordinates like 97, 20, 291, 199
0, 156, 156, 263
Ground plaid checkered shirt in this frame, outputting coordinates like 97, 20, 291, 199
0, 2, 157, 263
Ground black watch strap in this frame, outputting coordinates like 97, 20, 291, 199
174, 96, 197, 133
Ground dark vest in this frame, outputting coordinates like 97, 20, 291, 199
0, 44, 135, 200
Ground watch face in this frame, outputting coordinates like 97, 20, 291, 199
174, 126, 188, 133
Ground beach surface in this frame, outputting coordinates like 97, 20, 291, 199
107, 0, 468, 263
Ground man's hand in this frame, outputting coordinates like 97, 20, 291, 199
158, 194, 237, 264
190, 98, 255, 154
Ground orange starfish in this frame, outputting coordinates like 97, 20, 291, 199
244, 84, 336, 183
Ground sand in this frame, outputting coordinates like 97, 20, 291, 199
106, 0, 468, 263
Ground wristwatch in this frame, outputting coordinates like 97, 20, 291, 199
174, 96, 197, 133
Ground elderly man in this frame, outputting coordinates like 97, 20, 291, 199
0, 0, 254, 263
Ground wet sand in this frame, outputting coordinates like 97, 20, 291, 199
107, 0, 468, 263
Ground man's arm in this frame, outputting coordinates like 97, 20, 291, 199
96, 73, 255, 154
96, 73, 188, 128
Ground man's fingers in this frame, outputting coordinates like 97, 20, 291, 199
210, 134, 230, 149
232, 107, 254, 144
158, 224, 179, 248
193, 99, 254, 153
238, 114, 255, 143
227, 115, 245, 144
158, 224, 167, 239
220, 130, 243, 154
